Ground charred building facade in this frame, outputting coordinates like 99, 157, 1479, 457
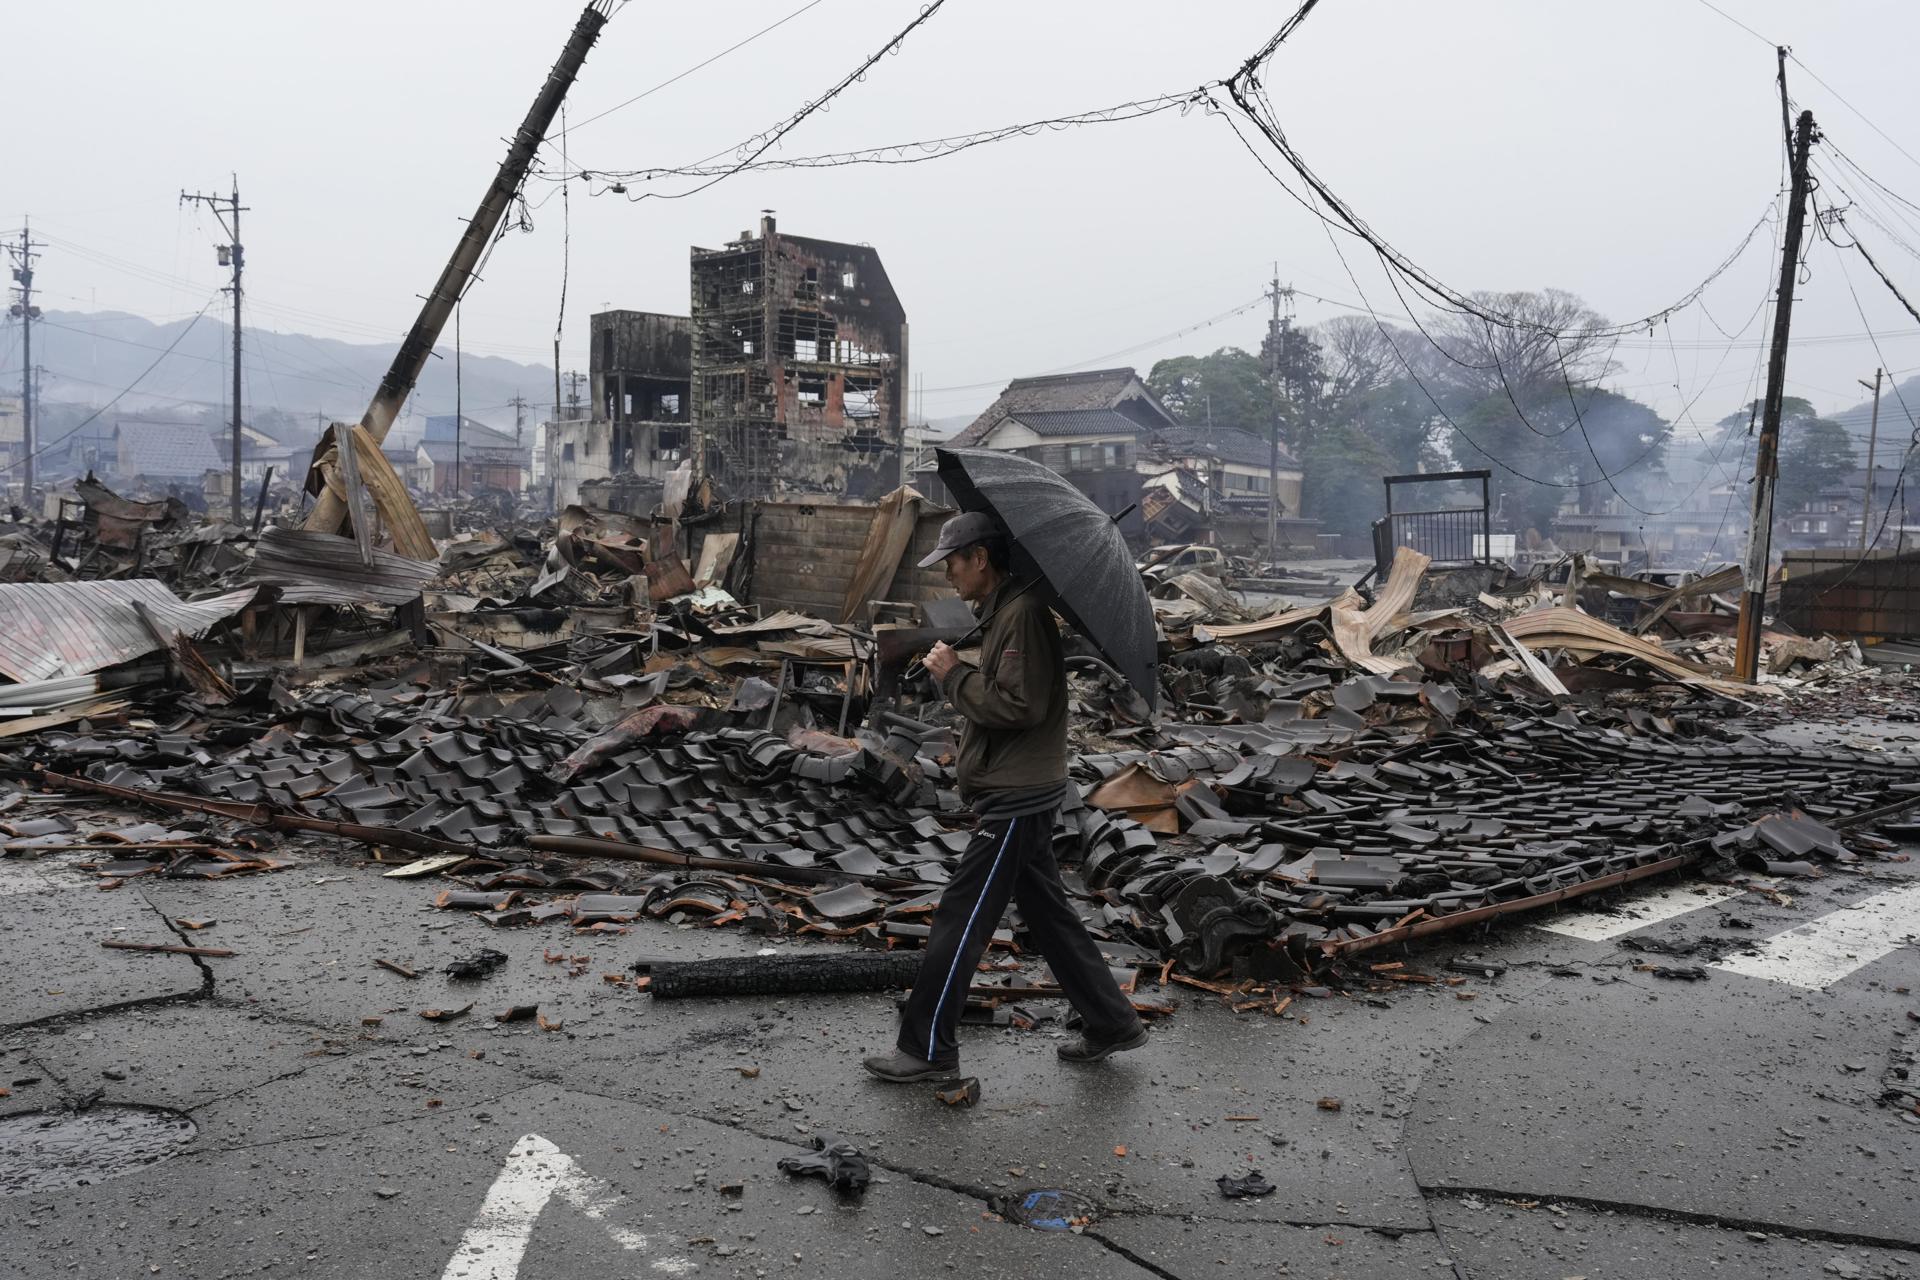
591, 310, 694, 477
549, 311, 693, 510
690, 216, 907, 500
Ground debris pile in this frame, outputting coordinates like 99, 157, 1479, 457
2, 476, 1917, 996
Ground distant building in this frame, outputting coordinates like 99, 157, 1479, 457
690, 215, 908, 500
113, 418, 222, 489
929, 369, 1178, 539
415, 415, 525, 494
547, 310, 694, 510
1147, 425, 1303, 521
943, 368, 1173, 450
1782, 465, 1920, 550
0, 396, 21, 475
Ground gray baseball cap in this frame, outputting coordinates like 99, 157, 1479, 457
917, 511, 1003, 568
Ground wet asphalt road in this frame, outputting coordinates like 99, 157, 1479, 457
2, 747, 1917, 1277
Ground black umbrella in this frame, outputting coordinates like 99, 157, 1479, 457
934, 447, 1158, 710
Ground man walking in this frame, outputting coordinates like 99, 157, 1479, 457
863, 511, 1147, 1083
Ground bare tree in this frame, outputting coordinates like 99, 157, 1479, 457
1426, 289, 1612, 404
1314, 315, 1407, 402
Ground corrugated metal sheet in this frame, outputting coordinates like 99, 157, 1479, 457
0, 580, 257, 683
248, 526, 439, 606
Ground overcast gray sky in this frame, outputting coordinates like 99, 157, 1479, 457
7, 0, 1920, 436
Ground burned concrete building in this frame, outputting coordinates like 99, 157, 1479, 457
589, 310, 693, 486
547, 311, 694, 510
690, 216, 907, 500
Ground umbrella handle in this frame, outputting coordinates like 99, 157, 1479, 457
902, 578, 1040, 682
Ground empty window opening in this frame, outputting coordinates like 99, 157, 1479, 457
841, 269, 857, 289
795, 374, 828, 406
844, 376, 880, 419
797, 267, 819, 301
780, 311, 836, 363
835, 339, 885, 367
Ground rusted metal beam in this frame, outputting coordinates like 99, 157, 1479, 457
1316, 851, 1698, 958
34, 770, 477, 858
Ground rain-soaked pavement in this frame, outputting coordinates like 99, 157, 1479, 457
2, 721, 1917, 1279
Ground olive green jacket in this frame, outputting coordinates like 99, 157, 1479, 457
939, 579, 1068, 801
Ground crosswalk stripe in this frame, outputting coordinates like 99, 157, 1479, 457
1535, 882, 1747, 941
1712, 883, 1920, 990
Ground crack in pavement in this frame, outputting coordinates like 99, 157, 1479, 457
138, 887, 219, 1000
675, 1103, 1227, 1280
1420, 1183, 1920, 1256
1095, 1204, 1440, 1232
180, 1077, 543, 1159
0, 892, 221, 1036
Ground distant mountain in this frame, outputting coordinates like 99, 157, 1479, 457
25, 310, 556, 445
1828, 373, 1920, 461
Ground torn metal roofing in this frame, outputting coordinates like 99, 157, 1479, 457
247, 526, 440, 606
0, 580, 257, 683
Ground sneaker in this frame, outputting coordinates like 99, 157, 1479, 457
862, 1049, 961, 1083
1056, 1023, 1149, 1064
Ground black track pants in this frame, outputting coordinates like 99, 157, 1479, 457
895, 811, 1140, 1064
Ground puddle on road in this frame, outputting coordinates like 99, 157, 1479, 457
992, 1187, 1100, 1232
0, 1105, 196, 1196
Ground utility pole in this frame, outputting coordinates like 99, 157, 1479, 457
509, 392, 528, 447
565, 370, 585, 417
1734, 99, 1816, 684
303, 3, 613, 541
1858, 368, 1883, 552
1264, 267, 1293, 565
454, 304, 464, 495
181, 178, 247, 523
5, 221, 40, 504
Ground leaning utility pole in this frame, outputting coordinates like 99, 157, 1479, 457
302, 2, 613, 541
4, 222, 40, 504
181, 179, 246, 523
1734, 102, 1816, 684
1858, 368, 1883, 552
454, 305, 464, 495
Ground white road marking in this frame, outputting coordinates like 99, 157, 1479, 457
1712, 883, 1920, 990
440, 1133, 694, 1279
1535, 882, 1747, 940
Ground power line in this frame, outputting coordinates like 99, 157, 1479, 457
916, 294, 1271, 397
1221, 2, 1782, 346
561, 90, 1211, 190
557, 0, 829, 137
1690, 0, 1774, 49
598, 0, 951, 204
1796, 216, 1920, 593
0, 292, 221, 477
1788, 52, 1920, 178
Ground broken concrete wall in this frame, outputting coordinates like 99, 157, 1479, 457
690, 216, 907, 502
587, 311, 694, 491
546, 419, 615, 511
737, 500, 947, 618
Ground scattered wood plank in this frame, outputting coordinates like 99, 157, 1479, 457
101, 939, 234, 958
